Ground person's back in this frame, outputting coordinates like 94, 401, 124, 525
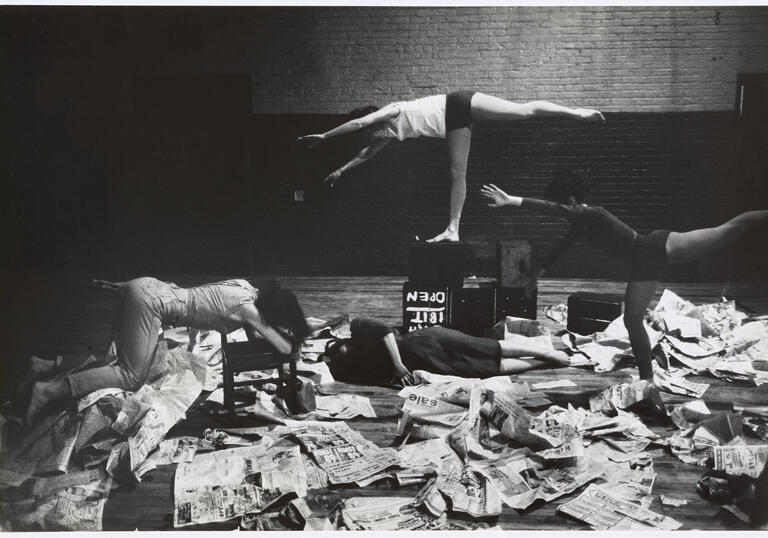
185, 279, 257, 334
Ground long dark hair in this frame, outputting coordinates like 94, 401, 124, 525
255, 280, 310, 346
543, 169, 590, 205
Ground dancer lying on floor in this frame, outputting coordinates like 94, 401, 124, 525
481, 172, 768, 380
27, 278, 310, 422
298, 91, 604, 242
321, 317, 570, 386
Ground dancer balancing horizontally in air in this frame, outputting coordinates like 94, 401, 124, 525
481, 171, 768, 380
297, 91, 604, 242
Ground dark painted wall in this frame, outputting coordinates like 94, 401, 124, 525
2, 7, 767, 285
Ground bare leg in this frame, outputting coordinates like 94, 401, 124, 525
666, 210, 768, 263
500, 357, 547, 374
428, 126, 472, 242
624, 279, 659, 380
499, 335, 570, 366
470, 93, 604, 122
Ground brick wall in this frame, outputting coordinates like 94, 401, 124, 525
245, 6, 768, 113
254, 110, 766, 281
3, 6, 767, 281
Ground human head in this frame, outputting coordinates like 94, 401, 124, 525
321, 338, 356, 379
543, 169, 590, 205
255, 280, 311, 347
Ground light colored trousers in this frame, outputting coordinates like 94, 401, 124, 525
67, 278, 187, 398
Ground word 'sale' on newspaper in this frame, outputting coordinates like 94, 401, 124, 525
557, 484, 682, 530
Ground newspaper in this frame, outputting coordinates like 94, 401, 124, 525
665, 334, 724, 358
290, 421, 399, 484
399, 385, 468, 426
433, 458, 502, 517
589, 379, 666, 415
660, 312, 702, 339
337, 496, 440, 530
108, 351, 206, 482
314, 394, 376, 419
32, 468, 107, 499
712, 444, 768, 478
173, 445, 307, 527
396, 412, 454, 442
480, 388, 540, 446
472, 451, 540, 510
557, 483, 682, 530
689, 300, 747, 337
654, 289, 695, 316
532, 379, 577, 390
653, 370, 709, 398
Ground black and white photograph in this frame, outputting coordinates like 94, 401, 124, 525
1, 1, 767, 532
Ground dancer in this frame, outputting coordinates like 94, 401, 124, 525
26, 278, 310, 422
481, 171, 768, 379
322, 317, 569, 386
298, 91, 604, 242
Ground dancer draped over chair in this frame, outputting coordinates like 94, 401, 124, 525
26, 278, 310, 422
481, 171, 768, 379
322, 317, 570, 387
298, 91, 604, 243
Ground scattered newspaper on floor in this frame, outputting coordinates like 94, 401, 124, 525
557, 483, 682, 530
289, 421, 399, 485
336, 496, 441, 530
712, 444, 768, 478
173, 445, 307, 527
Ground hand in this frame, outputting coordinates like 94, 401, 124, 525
575, 108, 605, 123
480, 184, 512, 208
322, 169, 342, 187
392, 366, 414, 387
297, 133, 325, 149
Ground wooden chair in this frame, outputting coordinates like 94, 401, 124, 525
219, 332, 298, 424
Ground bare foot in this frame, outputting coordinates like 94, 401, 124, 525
16, 356, 57, 397
576, 108, 605, 123
426, 229, 460, 243
26, 380, 67, 425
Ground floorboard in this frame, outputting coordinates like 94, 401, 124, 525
4, 275, 767, 530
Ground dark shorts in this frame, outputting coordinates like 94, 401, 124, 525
446, 90, 476, 131
630, 229, 670, 281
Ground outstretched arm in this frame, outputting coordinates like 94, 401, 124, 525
481, 183, 582, 274
236, 304, 294, 355
323, 138, 391, 186
382, 333, 413, 386
297, 105, 400, 148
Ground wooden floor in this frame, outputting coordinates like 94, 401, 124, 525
5, 275, 768, 530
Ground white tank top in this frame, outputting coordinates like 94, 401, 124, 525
375, 95, 446, 141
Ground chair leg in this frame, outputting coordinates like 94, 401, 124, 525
221, 335, 236, 425
288, 361, 298, 404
